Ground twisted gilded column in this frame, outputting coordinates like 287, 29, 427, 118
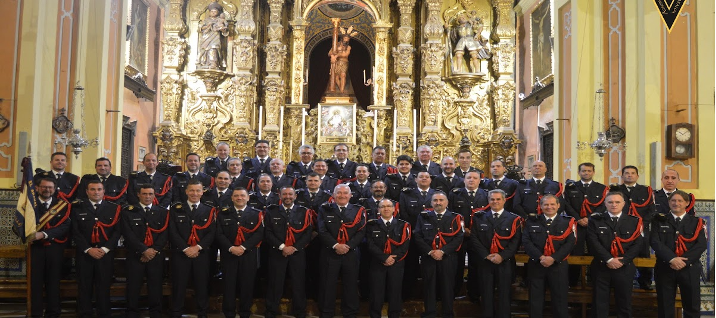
390, 0, 415, 154
263, 0, 287, 154
420, 0, 446, 134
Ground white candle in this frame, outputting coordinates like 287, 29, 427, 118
413, 109, 417, 152
372, 110, 377, 147
279, 106, 285, 151
258, 106, 263, 140
363, 69, 366, 84
392, 109, 397, 157
301, 109, 306, 145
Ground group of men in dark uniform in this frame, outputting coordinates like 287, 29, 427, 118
27, 142, 706, 318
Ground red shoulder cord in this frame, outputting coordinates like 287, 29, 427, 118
337, 206, 366, 244
291, 178, 298, 188
234, 212, 264, 247
91, 204, 122, 244
685, 193, 695, 214
490, 216, 523, 254
471, 205, 490, 215
386, 166, 398, 174
676, 217, 704, 257
143, 211, 170, 246
627, 186, 653, 217
327, 196, 335, 203
384, 222, 411, 261
285, 209, 314, 247
432, 215, 463, 250
337, 177, 357, 185
152, 177, 173, 206
246, 178, 254, 191
57, 178, 80, 201
42, 200, 72, 245
579, 187, 609, 218
537, 183, 564, 214
543, 218, 576, 260
104, 179, 129, 201
610, 217, 643, 257
209, 177, 215, 189
188, 207, 217, 246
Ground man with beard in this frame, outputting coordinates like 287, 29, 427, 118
431, 156, 464, 193
367, 146, 395, 182
128, 153, 173, 207
243, 140, 272, 178
384, 155, 417, 201
654, 169, 695, 216
47, 152, 80, 200
78, 158, 128, 205
248, 174, 279, 210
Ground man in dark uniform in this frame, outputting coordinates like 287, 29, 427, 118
48, 152, 80, 201
295, 173, 332, 212
29, 178, 70, 318
587, 191, 644, 318
479, 159, 518, 212
128, 153, 173, 207
264, 186, 314, 318
248, 174, 279, 210
172, 153, 214, 203
204, 141, 231, 177
78, 157, 128, 205
654, 169, 695, 216
398, 171, 435, 298
243, 140, 272, 178
286, 144, 315, 179
317, 184, 366, 318
411, 145, 442, 175
431, 156, 464, 193
562, 162, 607, 285
357, 180, 392, 298
121, 185, 170, 318
169, 180, 216, 318
359, 180, 388, 220
414, 191, 464, 318
366, 199, 411, 318
327, 143, 357, 180
367, 146, 395, 181
216, 187, 264, 318
651, 190, 706, 318
522, 194, 576, 318
71, 180, 122, 318
513, 160, 563, 218
227, 158, 254, 191
348, 164, 371, 204
384, 155, 417, 201
269, 158, 305, 193
312, 160, 337, 193
202, 170, 233, 208
618, 165, 656, 290
448, 171, 488, 298
470, 189, 522, 318
454, 149, 483, 178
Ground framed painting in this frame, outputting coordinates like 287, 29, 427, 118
125, 0, 150, 79
530, 0, 552, 83
317, 103, 356, 144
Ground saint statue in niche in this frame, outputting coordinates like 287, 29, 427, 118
328, 18, 358, 94
197, 2, 229, 70
449, 11, 490, 74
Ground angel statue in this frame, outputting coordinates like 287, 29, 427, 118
328, 19, 358, 94
448, 11, 490, 74
197, 2, 229, 70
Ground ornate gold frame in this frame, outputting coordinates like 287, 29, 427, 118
125, 0, 151, 80
317, 103, 357, 144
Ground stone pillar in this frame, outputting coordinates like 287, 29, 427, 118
262, 0, 287, 155
492, 0, 517, 131
289, 18, 308, 105
391, 0, 415, 154
420, 0, 446, 134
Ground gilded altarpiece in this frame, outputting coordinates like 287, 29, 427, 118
154, 0, 519, 171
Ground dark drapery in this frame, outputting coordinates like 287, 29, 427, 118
307, 38, 371, 109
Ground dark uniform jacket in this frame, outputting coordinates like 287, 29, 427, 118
448, 187, 488, 228
286, 161, 314, 180
653, 188, 695, 216
121, 204, 170, 255
359, 197, 395, 221
650, 212, 706, 266
470, 210, 522, 260
215, 206, 264, 252
522, 214, 576, 262
326, 159, 357, 180
270, 174, 305, 194
171, 171, 213, 203
411, 161, 442, 176
365, 218, 411, 262
201, 187, 232, 208
384, 173, 417, 201
414, 210, 464, 255
34, 196, 71, 244
229, 175, 254, 192
248, 191, 279, 211
513, 178, 563, 218
368, 163, 395, 182
264, 204, 314, 251
295, 189, 332, 212
587, 212, 643, 264
127, 171, 173, 207
479, 177, 519, 211
347, 180, 371, 204
318, 175, 338, 194
398, 187, 435, 226
34, 170, 80, 201
617, 184, 655, 223
203, 156, 230, 177
71, 200, 122, 251
455, 167, 484, 178
563, 180, 607, 220
431, 174, 464, 193
168, 202, 216, 250
243, 157, 272, 179
78, 174, 128, 205
317, 203, 366, 250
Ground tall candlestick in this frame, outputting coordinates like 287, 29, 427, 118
413, 109, 417, 152
363, 69, 366, 84
372, 110, 377, 147
301, 109, 306, 145
392, 109, 397, 157
279, 106, 285, 151
258, 106, 263, 140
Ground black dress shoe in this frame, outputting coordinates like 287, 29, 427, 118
640, 283, 653, 291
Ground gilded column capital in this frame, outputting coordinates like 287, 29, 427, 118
423, 0, 443, 41
165, 0, 187, 35
235, 0, 256, 36
162, 37, 187, 71
265, 42, 288, 73
493, 0, 516, 38
396, 0, 415, 27
160, 74, 184, 124
267, 0, 284, 25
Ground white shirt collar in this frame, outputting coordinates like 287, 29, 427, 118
140, 203, 152, 210
443, 173, 455, 178
90, 200, 103, 206
382, 216, 394, 224
187, 201, 200, 206
283, 204, 294, 210
582, 181, 591, 185
671, 212, 686, 220
491, 209, 505, 215
234, 205, 247, 211
493, 176, 504, 181
608, 212, 622, 219
40, 197, 53, 205
51, 169, 65, 175
533, 177, 545, 182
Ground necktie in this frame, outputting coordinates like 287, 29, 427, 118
493, 213, 499, 220
339, 206, 346, 214
675, 217, 681, 226
218, 191, 224, 197
191, 174, 196, 179
358, 183, 364, 191
304, 164, 309, 171
232, 177, 237, 183
101, 177, 107, 183
535, 180, 542, 186
310, 192, 315, 199
94, 203, 100, 210
446, 176, 452, 184
546, 218, 552, 226
627, 186, 634, 192
191, 204, 197, 211
339, 162, 345, 170
262, 194, 268, 201
437, 213, 443, 221
583, 183, 588, 188
44, 202, 50, 210
259, 158, 265, 165
237, 209, 243, 215
494, 179, 501, 187
402, 175, 407, 183
145, 206, 151, 213
56, 173, 62, 180
386, 220, 391, 228
611, 217, 618, 225
421, 190, 427, 198
468, 191, 475, 200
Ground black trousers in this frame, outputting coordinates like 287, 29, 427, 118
476, 258, 514, 318
222, 249, 258, 318
527, 260, 570, 318
171, 249, 210, 318
569, 224, 588, 285
30, 242, 65, 318
265, 249, 307, 318
358, 241, 372, 298
125, 251, 164, 318
636, 222, 653, 287
452, 245, 466, 295
401, 241, 421, 299
655, 262, 702, 318
369, 259, 405, 318
319, 248, 360, 318
305, 239, 322, 300
421, 253, 457, 318
76, 249, 114, 318
591, 261, 635, 318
